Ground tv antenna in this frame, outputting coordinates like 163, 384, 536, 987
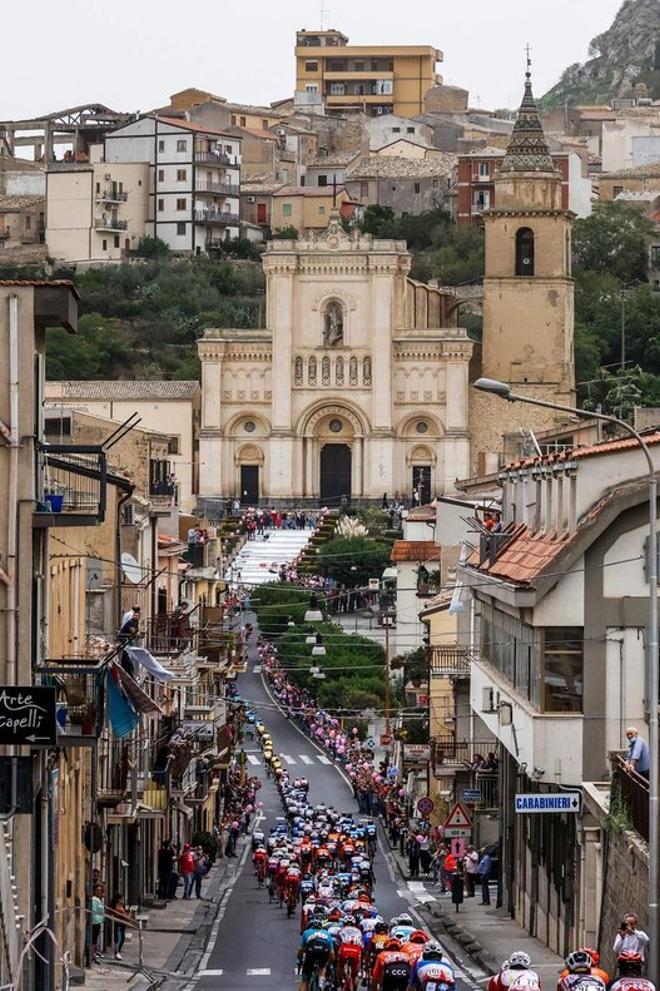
320, 0, 329, 30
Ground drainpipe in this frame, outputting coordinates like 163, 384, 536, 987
6, 295, 19, 687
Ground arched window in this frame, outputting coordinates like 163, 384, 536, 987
294, 356, 303, 386
349, 356, 358, 386
321, 356, 331, 386
515, 227, 535, 276
335, 356, 344, 385
308, 356, 317, 385
363, 356, 372, 386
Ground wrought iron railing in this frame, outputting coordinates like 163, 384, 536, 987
36, 659, 106, 738
144, 613, 198, 656
194, 151, 231, 166
194, 209, 240, 225
611, 753, 649, 841
195, 181, 237, 196
431, 735, 498, 771
94, 217, 128, 230
428, 645, 470, 677
36, 444, 107, 524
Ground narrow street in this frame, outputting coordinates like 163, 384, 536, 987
190, 618, 481, 990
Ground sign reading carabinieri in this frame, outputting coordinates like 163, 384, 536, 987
515, 792, 581, 814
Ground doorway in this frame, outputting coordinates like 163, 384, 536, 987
320, 444, 351, 507
412, 465, 431, 505
240, 465, 259, 505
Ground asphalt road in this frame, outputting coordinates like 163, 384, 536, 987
193, 621, 478, 990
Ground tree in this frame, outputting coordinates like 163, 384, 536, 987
573, 202, 654, 285
316, 536, 391, 588
133, 235, 170, 258
273, 226, 299, 240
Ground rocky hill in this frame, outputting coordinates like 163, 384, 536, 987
541, 0, 660, 106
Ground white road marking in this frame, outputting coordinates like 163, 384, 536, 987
252, 665, 262, 673
199, 970, 223, 977
246, 754, 261, 765
299, 754, 313, 765
407, 881, 426, 892
282, 754, 296, 764
246, 968, 271, 975
316, 754, 331, 764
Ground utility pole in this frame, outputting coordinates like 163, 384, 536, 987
384, 611, 391, 739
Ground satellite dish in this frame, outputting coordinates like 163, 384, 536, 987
121, 552, 143, 584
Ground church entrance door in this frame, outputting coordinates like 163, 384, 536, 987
320, 444, 351, 507
412, 465, 431, 505
240, 465, 259, 505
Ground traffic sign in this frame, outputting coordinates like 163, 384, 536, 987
462, 789, 482, 804
515, 792, 581, 814
443, 801, 473, 830
444, 826, 472, 838
0, 687, 57, 746
417, 796, 434, 816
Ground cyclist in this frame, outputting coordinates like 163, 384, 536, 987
286, 864, 302, 915
372, 937, 411, 991
390, 914, 416, 943
407, 940, 454, 991
400, 931, 429, 968
490, 952, 541, 991
298, 918, 335, 991
610, 953, 656, 991
253, 845, 267, 885
557, 950, 609, 990
337, 918, 364, 991
559, 951, 606, 991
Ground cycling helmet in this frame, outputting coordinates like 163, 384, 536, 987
397, 913, 413, 926
312, 904, 326, 918
501, 961, 510, 971
510, 952, 532, 969
566, 951, 592, 974
617, 952, 643, 975
384, 937, 402, 951
422, 940, 444, 961
374, 921, 388, 934
581, 948, 600, 967
408, 930, 430, 944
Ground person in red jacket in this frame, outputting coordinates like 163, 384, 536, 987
178, 843, 195, 899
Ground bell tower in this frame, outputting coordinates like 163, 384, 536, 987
474, 63, 575, 470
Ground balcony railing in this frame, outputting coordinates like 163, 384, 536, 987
431, 735, 498, 774
474, 770, 498, 809
195, 181, 237, 196
36, 659, 106, 740
35, 444, 107, 527
194, 151, 231, 166
194, 209, 240, 225
96, 188, 128, 203
94, 217, 128, 231
428, 645, 470, 678
611, 753, 649, 841
145, 612, 198, 656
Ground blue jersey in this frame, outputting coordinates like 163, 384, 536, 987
300, 926, 334, 952
409, 959, 454, 990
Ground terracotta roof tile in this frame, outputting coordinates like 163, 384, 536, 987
391, 540, 441, 563
466, 526, 571, 585
155, 116, 239, 139
503, 431, 660, 472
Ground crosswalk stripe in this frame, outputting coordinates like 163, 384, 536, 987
299, 755, 313, 765
246, 968, 271, 975
246, 754, 261, 765
200, 970, 223, 976
252, 665, 262, 673
282, 755, 296, 764
316, 754, 331, 764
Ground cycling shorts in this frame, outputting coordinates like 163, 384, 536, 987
302, 943, 331, 978
339, 943, 362, 976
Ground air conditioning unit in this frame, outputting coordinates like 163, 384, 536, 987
247, 195, 256, 204
481, 687, 497, 713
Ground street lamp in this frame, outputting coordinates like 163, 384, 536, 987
474, 376, 659, 983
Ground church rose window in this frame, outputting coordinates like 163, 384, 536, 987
244, 421, 256, 433
294, 356, 303, 386
308, 356, 317, 385
329, 418, 342, 433
349, 356, 358, 385
416, 421, 428, 434
515, 227, 535, 277
335, 356, 344, 385
322, 356, 331, 385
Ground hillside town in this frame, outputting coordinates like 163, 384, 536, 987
0, 2, 660, 991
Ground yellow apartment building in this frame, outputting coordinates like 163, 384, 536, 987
271, 184, 351, 232
295, 28, 442, 118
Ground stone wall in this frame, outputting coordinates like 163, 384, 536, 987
599, 828, 649, 974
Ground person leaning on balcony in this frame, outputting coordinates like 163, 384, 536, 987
625, 727, 650, 779
613, 913, 650, 961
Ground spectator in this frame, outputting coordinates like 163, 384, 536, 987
157, 839, 174, 899
443, 849, 457, 891
408, 834, 421, 878
109, 892, 130, 960
419, 833, 432, 875
193, 846, 209, 899
625, 727, 650, 779
382, 493, 389, 509
613, 913, 650, 960
431, 843, 447, 889
121, 604, 140, 628
91, 884, 105, 963
178, 842, 195, 899
464, 844, 479, 897
477, 847, 493, 905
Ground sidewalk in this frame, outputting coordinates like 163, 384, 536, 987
80, 836, 249, 990
388, 839, 564, 978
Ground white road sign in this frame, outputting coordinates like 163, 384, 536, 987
515, 792, 581, 814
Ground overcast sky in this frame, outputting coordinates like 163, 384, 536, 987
2, 0, 624, 121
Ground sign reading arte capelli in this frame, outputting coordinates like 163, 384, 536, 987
0, 686, 57, 746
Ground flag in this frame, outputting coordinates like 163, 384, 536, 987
115, 664, 162, 715
123, 646, 174, 682
106, 668, 139, 738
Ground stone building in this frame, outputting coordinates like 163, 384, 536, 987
197, 212, 472, 508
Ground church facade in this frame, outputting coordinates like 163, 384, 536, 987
197, 216, 473, 508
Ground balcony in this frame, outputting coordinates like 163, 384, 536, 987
195, 181, 237, 196
428, 645, 470, 678
36, 659, 106, 743
194, 151, 231, 167
96, 187, 128, 203
431, 735, 497, 776
611, 753, 648, 841
324, 70, 394, 81
474, 770, 498, 809
94, 217, 128, 232
194, 209, 240, 226
149, 458, 176, 512
145, 612, 198, 657
34, 444, 107, 527
326, 93, 393, 105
